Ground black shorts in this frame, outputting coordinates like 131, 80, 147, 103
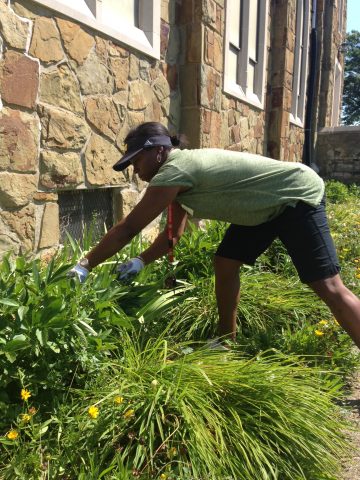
215, 197, 340, 283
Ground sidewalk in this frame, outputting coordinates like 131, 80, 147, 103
341, 371, 360, 480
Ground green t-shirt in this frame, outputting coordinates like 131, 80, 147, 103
149, 149, 325, 226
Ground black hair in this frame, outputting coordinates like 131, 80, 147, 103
124, 122, 187, 149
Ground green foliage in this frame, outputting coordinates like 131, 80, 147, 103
1, 179, 359, 478
0, 244, 189, 432
0, 338, 350, 480
325, 180, 360, 203
342, 30, 360, 125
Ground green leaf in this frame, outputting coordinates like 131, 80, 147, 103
32, 261, 41, 289
48, 264, 73, 284
40, 298, 64, 324
0, 298, 20, 307
47, 317, 70, 328
5, 351, 17, 363
34, 419, 53, 438
44, 257, 55, 284
2, 255, 11, 274
35, 328, 44, 346
15, 256, 25, 272
78, 319, 98, 336
65, 231, 80, 254
3, 335, 29, 352
98, 465, 116, 478
17, 305, 29, 321
47, 341, 61, 353
0, 438, 18, 445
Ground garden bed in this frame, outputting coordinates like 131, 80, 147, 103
1, 181, 359, 479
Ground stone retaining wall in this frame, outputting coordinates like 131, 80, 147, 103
316, 126, 360, 184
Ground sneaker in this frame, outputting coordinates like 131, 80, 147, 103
206, 337, 231, 351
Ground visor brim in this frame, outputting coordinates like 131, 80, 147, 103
113, 147, 143, 171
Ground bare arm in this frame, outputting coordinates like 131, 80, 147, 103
85, 186, 183, 269
140, 202, 188, 265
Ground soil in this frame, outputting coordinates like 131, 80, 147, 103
341, 371, 360, 480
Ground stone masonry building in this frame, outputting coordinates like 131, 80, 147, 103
0, 0, 348, 256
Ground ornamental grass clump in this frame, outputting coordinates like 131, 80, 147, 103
51, 336, 349, 479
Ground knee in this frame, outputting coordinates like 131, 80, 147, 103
213, 255, 242, 279
308, 275, 349, 304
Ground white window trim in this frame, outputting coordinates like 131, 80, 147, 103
337, 0, 344, 33
290, 0, 310, 128
331, 58, 343, 126
223, 0, 269, 110
32, 0, 160, 59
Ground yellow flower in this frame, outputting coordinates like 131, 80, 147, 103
123, 409, 135, 419
160, 475, 168, 480
21, 388, 31, 401
88, 405, 99, 419
114, 396, 124, 405
315, 330, 325, 336
356, 274, 360, 279
21, 414, 32, 423
7, 430, 19, 440
319, 320, 328, 326
168, 447, 177, 457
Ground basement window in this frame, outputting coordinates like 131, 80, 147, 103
31, 0, 160, 59
59, 189, 113, 245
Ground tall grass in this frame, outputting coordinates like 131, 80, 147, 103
2, 336, 349, 479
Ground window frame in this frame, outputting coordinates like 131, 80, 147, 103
336, 0, 344, 33
32, 0, 161, 59
223, 0, 269, 109
290, 0, 310, 127
331, 57, 343, 126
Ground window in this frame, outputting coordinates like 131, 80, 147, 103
100, 0, 139, 29
32, 0, 160, 59
331, 58, 342, 126
290, 0, 310, 126
59, 189, 113, 245
337, 0, 344, 33
224, 0, 269, 108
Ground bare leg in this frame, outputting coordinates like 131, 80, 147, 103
214, 256, 243, 341
308, 274, 360, 349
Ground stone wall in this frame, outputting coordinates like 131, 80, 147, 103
177, 0, 266, 154
0, 0, 178, 256
316, 127, 360, 184
0, 0, 349, 256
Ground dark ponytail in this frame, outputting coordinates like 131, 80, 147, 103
170, 134, 188, 149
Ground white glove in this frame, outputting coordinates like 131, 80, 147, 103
117, 257, 145, 281
67, 264, 90, 283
